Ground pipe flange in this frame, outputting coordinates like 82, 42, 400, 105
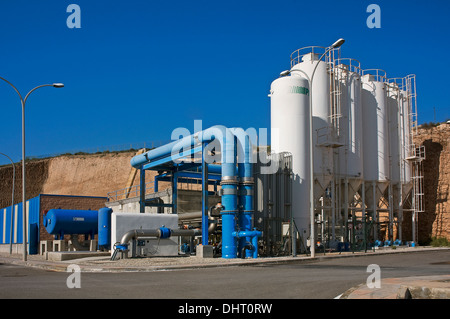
220, 176, 239, 185
239, 177, 254, 184
219, 188, 238, 196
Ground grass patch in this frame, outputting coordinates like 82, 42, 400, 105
430, 237, 450, 247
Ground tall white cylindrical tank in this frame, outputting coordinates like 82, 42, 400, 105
361, 70, 390, 183
334, 59, 364, 203
335, 59, 364, 179
270, 73, 310, 234
388, 76, 414, 206
401, 75, 413, 185
361, 70, 390, 204
290, 47, 333, 200
400, 76, 413, 202
387, 79, 402, 185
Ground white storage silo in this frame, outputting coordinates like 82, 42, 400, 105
290, 47, 333, 201
387, 79, 402, 185
400, 75, 414, 201
270, 73, 311, 235
361, 70, 390, 205
334, 59, 364, 201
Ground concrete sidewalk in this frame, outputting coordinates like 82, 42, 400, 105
339, 274, 450, 299
1, 246, 449, 299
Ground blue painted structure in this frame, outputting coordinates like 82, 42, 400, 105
130, 125, 262, 259
0, 194, 106, 254
98, 207, 113, 249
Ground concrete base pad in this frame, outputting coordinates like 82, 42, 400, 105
46, 251, 110, 261
196, 245, 214, 258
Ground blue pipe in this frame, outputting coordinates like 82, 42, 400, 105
130, 126, 235, 171
220, 134, 238, 259
186, 164, 222, 175
232, 230, 262, 259
130, 126, 261, 259
234, 129, 257, 258
130, 135, 196, 168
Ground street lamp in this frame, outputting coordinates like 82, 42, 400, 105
0, 153, 15, 255
285, 39, 345, 258
0, 77, 64, 261
308, 39, 345, 258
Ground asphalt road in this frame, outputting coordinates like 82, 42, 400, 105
0, 250, 449, 299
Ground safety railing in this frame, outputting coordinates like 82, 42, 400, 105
107, 181, 155, 202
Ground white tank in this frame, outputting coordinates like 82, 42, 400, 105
400, 76, 413, 202
335, 59, 364, 179
387, 79, 402, 185
401, 75, 414, 185
361, 70, 390, 204
270, 73, 310, 234
290, 47, 333, 200
388, 76, 413, 206
334, 59, 364, 203
361, 70, 390, 183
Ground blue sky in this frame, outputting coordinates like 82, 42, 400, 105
0, 0, 449, 165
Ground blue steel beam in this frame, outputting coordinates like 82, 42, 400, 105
140, 167, 145, 213
202, 142, 209, 245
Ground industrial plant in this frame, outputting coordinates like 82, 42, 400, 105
0, 42, 426, 261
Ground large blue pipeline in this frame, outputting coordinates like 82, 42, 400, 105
130, 125, 261, 259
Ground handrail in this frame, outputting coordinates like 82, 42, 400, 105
107, 181, 155, 202
334, 58, 362, 75
290, 46, 329, 68
361, 69, 387, 82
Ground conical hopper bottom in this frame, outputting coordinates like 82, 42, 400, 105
339, 178, 362, 204
401, 182, 413, 205
314, 174, 332, 202
360, 181, 389, 208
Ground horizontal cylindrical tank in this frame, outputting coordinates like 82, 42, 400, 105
98, 207, 113, 249
270, 72, 310, 234
43, 209, 98, 238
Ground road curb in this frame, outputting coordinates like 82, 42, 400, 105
1, 246, 449, 273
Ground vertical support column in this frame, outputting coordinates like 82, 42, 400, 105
202, 142, 209, 245
344, 178, 349, 244
172, 172, 178, 215
398, 184, 403, 242
331, 177, 336, 243
388, 183, 393, 241
361, 181, 366, 252
139, 167, 145, 213
372, 181, 378, 240
154, 175, 159, 193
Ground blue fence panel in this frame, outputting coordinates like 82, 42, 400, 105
1, 195, 40, 254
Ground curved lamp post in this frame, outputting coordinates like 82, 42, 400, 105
307, 39, 345, 258
0, 77, 64, 261
280, 38, 345, 258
